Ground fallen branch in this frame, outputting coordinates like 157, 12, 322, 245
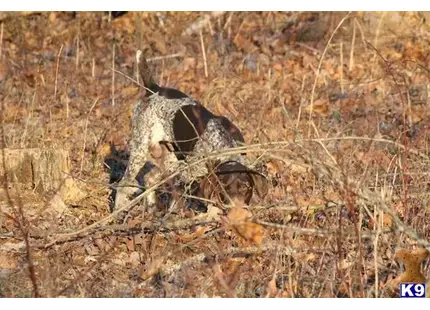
158, 242, 294, 277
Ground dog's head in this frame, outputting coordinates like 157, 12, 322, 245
199, 161, 268, 205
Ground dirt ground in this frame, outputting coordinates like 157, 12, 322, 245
1, 11, 430, 297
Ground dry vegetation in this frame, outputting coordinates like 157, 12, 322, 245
1, 11, 430, 298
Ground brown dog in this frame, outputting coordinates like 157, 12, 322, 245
113, 51, 267, 212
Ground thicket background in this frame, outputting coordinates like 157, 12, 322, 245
0, 11, 430, 297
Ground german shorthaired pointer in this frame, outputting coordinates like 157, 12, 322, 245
113, 50, 267, 211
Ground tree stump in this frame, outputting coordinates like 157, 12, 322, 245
0, 148, 85, 203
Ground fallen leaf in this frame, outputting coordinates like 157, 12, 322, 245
176, 226, 208, 243
265, 160, 281, 176
233, 222, 265, 245
97, 143, 111, 158
112, 14, 135, 34
183, 57, 196, 71
121, 86, 139, 97
150, 32, 167, 54
305, 98, 329, 116
84, 243, 99, 256
227, 206, 252, 223
226, 206, 265, 244
234, 34, 258, 54
355, 151, 391, 170
129, 251, 141, 267
0, 251, 17, 269
125, 237, 135, 251
138, 259, 163, 280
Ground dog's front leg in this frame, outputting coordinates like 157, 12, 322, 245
114, 154, 148, 212
113, 126, 150, 212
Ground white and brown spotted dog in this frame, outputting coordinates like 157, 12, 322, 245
113, 50, 268, 212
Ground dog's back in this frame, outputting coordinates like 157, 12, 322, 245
136, 50, 245, 159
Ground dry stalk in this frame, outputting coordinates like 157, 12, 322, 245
0, 22, 3, 58
308, 12, 351, 138
111, 41, 115, 106
91, 58, 95, 79
80, 97, 99, 174
310, 150, 430, 250
36, 214, 218, 249
349, 18, 356, 71
199, 29, 208, 78
147, 53, 182, 62
1, 93, 40, 297
366, 41, 412, 219
53, 44, 64, 121
75, 17, 80, 69
23, 134, 429, 251
256, 220, 390, 239
295, 74, 307, 128
20, 90, 37, 148
340, 41, 344, 93
370, 12, 386, 78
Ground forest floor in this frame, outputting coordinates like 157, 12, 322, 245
0, 11, 430, 297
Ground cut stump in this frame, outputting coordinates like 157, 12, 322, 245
0, 148, 85, 203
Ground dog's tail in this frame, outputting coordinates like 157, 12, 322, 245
136, 50, 160, 95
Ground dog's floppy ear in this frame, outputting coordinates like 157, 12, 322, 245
249, 170, 269, 199
198, 160, 220, 200
199, 174, 217, 201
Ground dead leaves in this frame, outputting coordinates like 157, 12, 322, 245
233, 34, 258, 54
225, 206, 265, 245
175, 226, 208, 243
355, 150, 392, 171
112, 12, 136, 35
305, 98, 329, 116
138, 258, 163, 281
120, 86, 139, 98
0, 59, 9, 83
0, 251, 17, 272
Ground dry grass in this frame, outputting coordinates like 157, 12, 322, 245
0, 11, 430, 298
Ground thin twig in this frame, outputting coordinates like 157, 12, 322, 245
35, 216, 218, 249
111, 42, 115, 106
147, 53, 182, 62
296, 74, 307, 129
53, 44, 64, 121
349, 18, 356, 71
340, 41, 344, 94
159, 242, 294, 277
256, 220, 391, 239
308, 12, 351, 138
91, 58, 95, 79
0, 92, 40, 297
0, 22, 3, 58
80, 97, 99, 174
370, 12, 386, 78
199, 29, 208, 78
75, 17, 80, 69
